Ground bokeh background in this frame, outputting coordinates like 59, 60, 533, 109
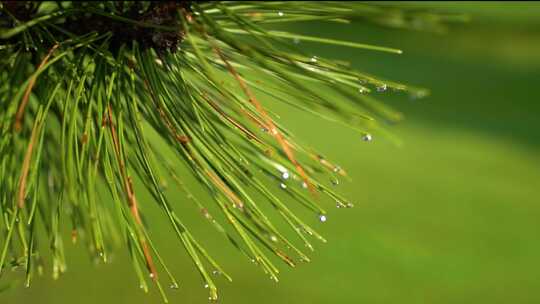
3, 3, 540, 304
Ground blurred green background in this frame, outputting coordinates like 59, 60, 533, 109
3, 3, 540, 304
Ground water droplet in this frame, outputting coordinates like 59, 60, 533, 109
310, 56, 318, 63
270, 235, 278, 242
139, 284, 145, 289
346, 202, 355, 208
319, 214, 327, 222
336, 201, 345, 208
212, 270, 220, 275
149, 273, 156, 279
376, 84, 387, 92
362, 134, 373, 142
358, 87, 367, 94
331, 178, 339, 186
282, 171, 290, 179
301, 182, 308, 189
277, 11, 284, 17
279, 183, 287, 189
204, 283, 209, 289
333, 166, 341, 173
170, 282, 179, 289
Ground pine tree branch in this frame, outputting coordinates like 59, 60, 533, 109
0, 1, 463, 301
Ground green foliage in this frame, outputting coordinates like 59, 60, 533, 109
0, 1, 460, 301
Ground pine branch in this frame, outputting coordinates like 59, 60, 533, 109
0, 1, 462, 301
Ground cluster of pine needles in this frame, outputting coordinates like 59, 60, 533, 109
0, 1, 463, 302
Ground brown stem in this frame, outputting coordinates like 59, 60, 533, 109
14, 43, 59, 132
105, 105, 158, 280
213, 45, 318, 197
18, 116, 40, 208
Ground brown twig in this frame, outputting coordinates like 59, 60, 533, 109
17, 116, 41, 208
14, 43, 59, 132
105, 104, 158, 281
213, 46, 318, 197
